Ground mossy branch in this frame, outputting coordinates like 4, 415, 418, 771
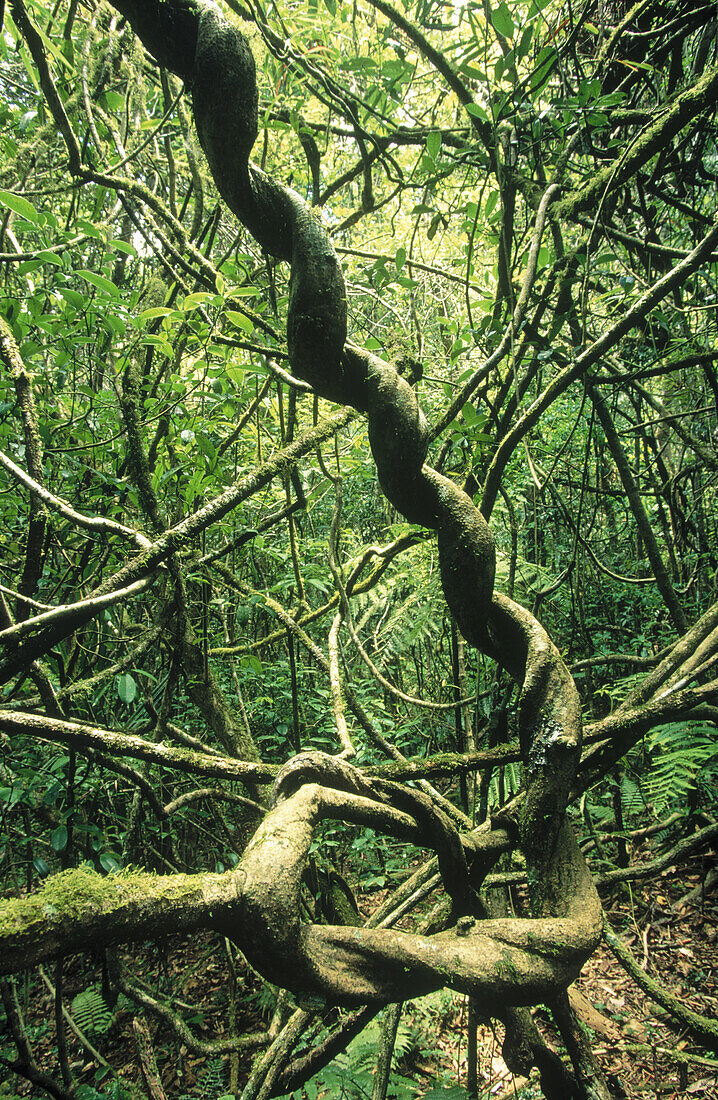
0, 865, 245, 977
553, 63, 718, 221
604, 915, 718, 1055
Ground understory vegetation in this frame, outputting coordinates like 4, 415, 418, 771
0, 0, 717, 1096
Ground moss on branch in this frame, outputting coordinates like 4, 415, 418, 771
0, 865, 244, 976
554, 63, 718, 222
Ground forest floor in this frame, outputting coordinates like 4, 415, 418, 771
569, 874, 718, 1100
2, 851, 716, 1100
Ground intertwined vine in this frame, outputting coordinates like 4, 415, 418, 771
113, 0, 601, 1021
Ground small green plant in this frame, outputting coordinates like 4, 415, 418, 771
71, 987, 114, 1036
279, 1011, 424, 1099
74, 1083, 135, 1100
637, 722, 718, 814
180, 1057, 227, 1099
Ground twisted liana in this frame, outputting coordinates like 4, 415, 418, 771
109, 0, 601, 1008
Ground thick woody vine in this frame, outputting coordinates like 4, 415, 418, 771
100, 0, 604, 1023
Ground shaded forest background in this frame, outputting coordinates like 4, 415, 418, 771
0, 0, 717, 1097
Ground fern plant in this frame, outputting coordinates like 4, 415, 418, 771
179, 1057, 227, 1100
279, 1010, 423, 1100
630, 721, 718, 816
422, 1088, 473, 1099
73, 1083, 135, 1100
71, 988, 113, 1037
344, 1015, 419, 1074
487, 761, 522, 810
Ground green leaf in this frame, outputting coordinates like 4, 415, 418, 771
101, 90, 125, 111
17, 259, 43, 276
485, 190, 499, 216
530, 45, 557, 91
226, 365, 245, 386
104, 313, 126, 336
0, 189, 41, 223
226, 309, 254, 333
58, 288, 87, 310
464, 102, 488, 121
427, 212, 444, 241
182, 291, 213, 309
78, 270, 120, 298
136, 306, 174, 322
51, 825, 68, 852
341, 55, 378, 72
516, 24, 534, 59
140, 334, 174, 355
76, 218, 103, 239
117, 673, 137, 705
36, 250, 64, 266
227, 284, 259, 296
491, 2, 514, 37
110, 239, 137, 256
426, 130, 441, 161
32, 23, 73, 72
395, 246, 406, 271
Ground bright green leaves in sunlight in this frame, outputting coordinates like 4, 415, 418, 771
0, 189, 43, 224
426, 130, 442, 163
78, 269, 122, 299
489, 2, 514, 39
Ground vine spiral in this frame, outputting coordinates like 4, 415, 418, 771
112, 0, 602, 1012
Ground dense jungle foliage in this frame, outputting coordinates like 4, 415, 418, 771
0, 0, 717, 1096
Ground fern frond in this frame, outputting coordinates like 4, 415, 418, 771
70, 987, 113, 1036
635, 722, 718, 815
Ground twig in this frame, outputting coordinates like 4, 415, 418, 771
0, 576, 154, 644
118, 972, 269, 1056
240, 1009, 312, 1100
372, 1003, 403, 1100
0, 447, 152, 550
53, 960, 74, 1090
0, 976, 72, 1099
